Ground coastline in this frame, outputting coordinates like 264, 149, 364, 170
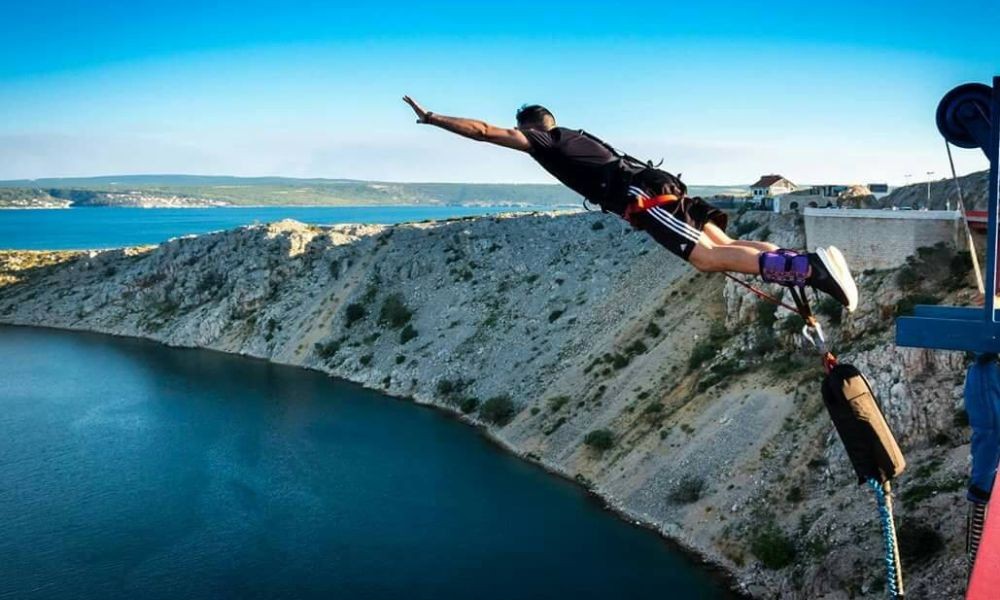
0, 319, 749, 597
0, 213, 975, 598
0, 203, 583, 210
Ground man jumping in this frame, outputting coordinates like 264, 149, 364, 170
402, 97, 858, 311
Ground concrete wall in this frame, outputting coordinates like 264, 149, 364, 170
804, 208, 962, 270
775, 194, 831, 213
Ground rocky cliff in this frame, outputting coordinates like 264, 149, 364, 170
880, 170, 990, 211
0, 211, 981, 598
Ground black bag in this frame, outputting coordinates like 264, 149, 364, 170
821, 364, 906, 484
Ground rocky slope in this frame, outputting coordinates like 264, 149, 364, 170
880, 170, 990, 211
0, 211, 980, 598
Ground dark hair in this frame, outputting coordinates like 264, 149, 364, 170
516, 104, 555, 128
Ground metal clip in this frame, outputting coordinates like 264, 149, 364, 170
801, 319, 827, 355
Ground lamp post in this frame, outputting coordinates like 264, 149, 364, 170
926, 171, 935, 208
904, 174, 912, 186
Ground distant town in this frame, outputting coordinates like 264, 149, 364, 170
0, 171, 990, 213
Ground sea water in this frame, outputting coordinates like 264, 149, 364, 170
0, 326, 735, 599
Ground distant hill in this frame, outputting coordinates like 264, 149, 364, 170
878, 170, 989, 210
0, 174, 747, 208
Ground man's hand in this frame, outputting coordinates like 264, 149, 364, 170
403, 96, 431, 123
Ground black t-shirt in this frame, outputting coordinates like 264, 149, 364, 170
522, 127, 619, 203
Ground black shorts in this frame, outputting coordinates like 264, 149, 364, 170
627, 195, 728, 261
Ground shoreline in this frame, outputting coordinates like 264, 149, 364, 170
0, 320, 750, 598
0, 203, 583, 210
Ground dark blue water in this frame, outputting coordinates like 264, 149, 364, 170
0, 326, 734, 600
0, 206, 567, 250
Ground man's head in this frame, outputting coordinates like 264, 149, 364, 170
515, 104, 555, 131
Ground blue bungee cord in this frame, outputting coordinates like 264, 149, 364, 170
868, 478, 905, 598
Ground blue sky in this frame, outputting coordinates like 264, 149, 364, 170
1, 1, 997, 184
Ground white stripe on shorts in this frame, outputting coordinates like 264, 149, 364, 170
648, 205, 701, 242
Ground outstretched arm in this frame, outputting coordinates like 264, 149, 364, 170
403, 95, 531, 152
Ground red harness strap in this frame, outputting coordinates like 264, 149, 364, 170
623, 194, 678, 227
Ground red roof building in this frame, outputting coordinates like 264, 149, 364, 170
750, 175, 797, 200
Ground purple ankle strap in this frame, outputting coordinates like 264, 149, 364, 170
759, 249, 809, 287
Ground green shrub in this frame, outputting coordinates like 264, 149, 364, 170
548, 395, 571, 412
395, 354, 405, 364
756, 300, 777, 328
591, 221, 605, 231
668, 475, 705, 504
378, 293, 412, 328
344, 303, 367, 327
359, 354, 373, 366
780, 315, 805, 333
901, 477, 964, 505
896, 262, 920, 288
749, 524, 797, 569
816, 297, 843, 325
688, 342, 717, 371
898, 243, 962, 290
895, 293, 941, 316
459, 397, 479, 414
611, 353, 630, 370
544, 417, 567, 435
548, 309, 565, 323
584, 429, 615, 452
754, 331, 778, 354
399, 324, 418, 344
643, 402, 664, 416
947, 251, 973, 289
625, 340, 648, 356
688, 324, 728, 371
645, 322, 661, 337
479, 394, 517, 426
314, 337, 344, 360
436, 378, 471, 398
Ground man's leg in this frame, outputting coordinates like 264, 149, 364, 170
703, 222, 778, 253
634, 204, 856, 310
687, 236, 762, 274
688, 229, 857, 311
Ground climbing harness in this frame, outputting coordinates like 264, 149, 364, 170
622, 193, 678, 227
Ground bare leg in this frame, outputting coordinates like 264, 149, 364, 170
688, 236, 762, 275
690, 225, 812, 279
703, 222, 778, 252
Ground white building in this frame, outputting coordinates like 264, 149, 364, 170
750, 175, 797, 201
